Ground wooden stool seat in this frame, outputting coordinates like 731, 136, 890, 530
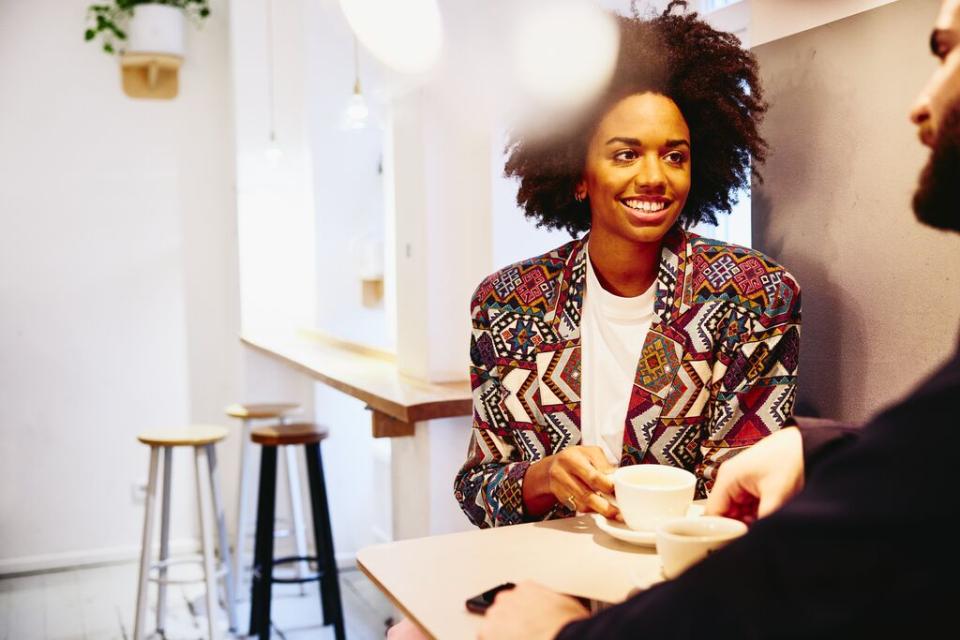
248, 423, 344, 639
137, 425, 229, 447
134, 427, 237, 639
226, 403, 300, 419
251, 423, 328, 447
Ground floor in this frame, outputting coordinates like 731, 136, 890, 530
0, 561, 396, 640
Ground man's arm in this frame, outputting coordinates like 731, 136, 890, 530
793, 415, 861, 472
554, 362, 957, 638
706, 419, 862, 523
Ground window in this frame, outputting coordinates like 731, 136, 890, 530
702, 0, 743, 12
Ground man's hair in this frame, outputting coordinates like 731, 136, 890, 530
504, 1, 767, 236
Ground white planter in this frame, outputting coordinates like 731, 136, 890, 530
126, 4, 185, 56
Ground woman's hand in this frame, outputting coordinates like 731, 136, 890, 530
523, 446, 618, 518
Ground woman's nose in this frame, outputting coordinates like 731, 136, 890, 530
633, 156, 667, 191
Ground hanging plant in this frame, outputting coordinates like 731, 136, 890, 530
84, 0, 211, 55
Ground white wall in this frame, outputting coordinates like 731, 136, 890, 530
228, 0, 398, 561
491, 134, 573, 270
306, 0, 392, 351
751, 0, 899, 46
0, 0, 239, 573
231, 0, 317, 335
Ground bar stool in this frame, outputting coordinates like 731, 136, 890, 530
226, 402, 309, 598
248, 422, 345, 640
134, 425, 238, 640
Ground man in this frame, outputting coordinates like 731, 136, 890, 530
480, 1, 960, 637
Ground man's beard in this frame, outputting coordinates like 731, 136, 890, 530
913, 106, 960, 233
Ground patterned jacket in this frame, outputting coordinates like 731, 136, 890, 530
454, 228, 801, 528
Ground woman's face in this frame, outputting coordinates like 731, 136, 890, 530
579, 92, 691, 246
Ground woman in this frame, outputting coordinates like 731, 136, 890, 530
455, 1, 801, 528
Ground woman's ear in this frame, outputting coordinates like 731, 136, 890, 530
575, 181, 587, 202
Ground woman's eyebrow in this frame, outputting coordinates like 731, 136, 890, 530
605, 136, 642, 146
604, 137, 690, 147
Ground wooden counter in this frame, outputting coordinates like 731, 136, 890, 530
241, 330, 472, 437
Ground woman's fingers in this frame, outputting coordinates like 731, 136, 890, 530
549, 467, 595, 511
578, 447, 617, 493
551, 447, 618, 518
559, 446, 615, 495
582, 491, 619, 518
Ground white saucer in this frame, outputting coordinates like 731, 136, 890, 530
592, 504, 705, 547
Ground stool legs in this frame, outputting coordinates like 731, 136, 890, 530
250, 445, 278, 639
234, 417, 255, 598
134, 446, 160, 640
206, 444, 238, 632
195, 446, 221, 640
284, 445, 310, 590
305, 442, 345, 640
156, 446, 173, 633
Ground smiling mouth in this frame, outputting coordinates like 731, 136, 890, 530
621, 197, 672, 214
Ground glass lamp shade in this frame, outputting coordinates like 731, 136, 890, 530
341, 91, 370, 130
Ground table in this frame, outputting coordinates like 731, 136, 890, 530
241, 329, 472, 436
357, 514, 668, 639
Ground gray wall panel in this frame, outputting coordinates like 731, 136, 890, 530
753, 0, 960, 423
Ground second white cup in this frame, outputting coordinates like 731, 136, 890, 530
656, 515, 748, 578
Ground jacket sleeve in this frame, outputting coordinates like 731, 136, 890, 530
453, 288, 533, 528
697, 271, 802, 496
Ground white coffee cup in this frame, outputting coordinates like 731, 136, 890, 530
656, 516, 748, 579
609, 464, 696, 532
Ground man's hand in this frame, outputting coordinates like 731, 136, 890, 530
706, 426, 804, 523
478, 581, 589, 640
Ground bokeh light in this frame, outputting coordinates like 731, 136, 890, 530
509, 0, 620, 121
338, 0, 444, 75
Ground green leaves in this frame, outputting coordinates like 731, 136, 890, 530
83, 0, 211, 56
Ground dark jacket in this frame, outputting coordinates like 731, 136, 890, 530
557, 343, 959, 638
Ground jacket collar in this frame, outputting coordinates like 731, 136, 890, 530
550, 227, 688, 341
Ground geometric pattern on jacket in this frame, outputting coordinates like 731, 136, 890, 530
454, 228, 802, 529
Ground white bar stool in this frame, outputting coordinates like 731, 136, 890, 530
133, 425, 237, 640
226, 402, 309, 599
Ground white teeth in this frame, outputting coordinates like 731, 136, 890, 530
624, 200, 666, 212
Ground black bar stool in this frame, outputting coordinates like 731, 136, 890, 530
248, 422, 345, 640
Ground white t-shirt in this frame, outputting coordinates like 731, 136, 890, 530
579, 245, 657, 464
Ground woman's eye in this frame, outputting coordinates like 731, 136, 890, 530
664, 151, 687, 164
613, 149, 638, 162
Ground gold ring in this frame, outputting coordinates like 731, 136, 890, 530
566, 494, 577, 511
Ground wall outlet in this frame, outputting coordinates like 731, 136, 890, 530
131, 480, 148, 504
